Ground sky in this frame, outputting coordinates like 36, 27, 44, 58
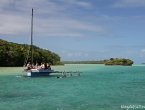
0, 0, 145, 64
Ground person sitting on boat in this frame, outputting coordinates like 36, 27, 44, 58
35, 63, 38, 69
47, 63, 51, 70
40, 63, 45, 69
32, 63, 35, 69
26, 62, 31, 70
44, 63, 48, 69
44, 63, 51, 70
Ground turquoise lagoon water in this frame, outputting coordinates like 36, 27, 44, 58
0, 64, 145, 110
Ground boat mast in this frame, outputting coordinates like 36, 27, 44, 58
31, 8, 33, 67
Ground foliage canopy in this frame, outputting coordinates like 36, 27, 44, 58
104, 58, 134, 66
0, 39, 63, 67
62, 60, 104, 64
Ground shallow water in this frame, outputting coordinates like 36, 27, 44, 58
0, 64, 145, 110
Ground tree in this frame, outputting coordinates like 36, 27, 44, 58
0, 39, 63, 67
104, 58, 133, 66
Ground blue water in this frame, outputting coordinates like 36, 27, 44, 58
0, 64, 145, 110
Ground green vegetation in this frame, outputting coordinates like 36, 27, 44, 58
63, 58, 134, 66
104, 58, 133, 66
0, 39, 64, 67
62, 60, 104, 64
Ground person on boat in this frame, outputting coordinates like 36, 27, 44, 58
26, 62, 31, 70
47, 63, 51, 70
44, 63, 48, 69
35, 63, 38, 69
32, 63, 35, 69
44, 63, 51, 70
40, 63, 44, 69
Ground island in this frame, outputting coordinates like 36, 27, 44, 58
0, 39, 64, 67
104, 58, 134, 66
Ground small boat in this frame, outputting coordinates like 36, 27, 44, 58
24, 9, 54, 77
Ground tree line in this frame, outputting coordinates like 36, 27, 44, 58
63, 58, 134, 66
0, 39, 64, 67
62, 60, 104, 64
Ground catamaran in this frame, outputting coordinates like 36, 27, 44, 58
24, 9, 54, 77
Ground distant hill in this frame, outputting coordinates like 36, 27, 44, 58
0, 39, 63, 67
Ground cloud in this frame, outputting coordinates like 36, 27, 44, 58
59, 46, 145, 62
113, 0, 145, 8
0, 0, 105, 37
67, 53, 73, 57
0, 0, 13, 8
62, 50, 66, 53
0, 13, 30, 34
75, 53, 82, 56
140, 49, 145, 58
58, 0, 92, 8
141, 49, 145, 52
60, 50, 89, 59
33, 16, 104, 37
84, 53, 88, 57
